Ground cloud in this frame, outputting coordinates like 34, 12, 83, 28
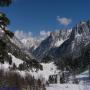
14, 30, 50, 41
40, 30, 50, 39
57, 16, 72, 26
14, 30, 32, 40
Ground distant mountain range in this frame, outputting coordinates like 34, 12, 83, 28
0, 20, 90, 75
33, 29, 72, 60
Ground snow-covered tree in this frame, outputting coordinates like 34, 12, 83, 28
0, 12, 10, 30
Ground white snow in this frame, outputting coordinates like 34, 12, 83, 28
75, 33, 82, 39
46, 69, 90, 90
29, 62, 60, 80
8, 62, 60, 80
46, 84, 90, 90
9, 36, 25, 49
55, 39, 64, 47
76, 70, 89, 84
0, 53, 24, 70
1, 52, 90, 90
14, 30, 50, 50
71, 41, 75, 51
76, 70, 89, 79
21, 37, 40, 50
0, 62, 10, 70
0, 54, 90, 90
0, 56, 60, 80
0, 29, 5, 38
8, 53, 23, 67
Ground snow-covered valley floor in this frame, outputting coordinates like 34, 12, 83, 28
46, 83, 90, 90
0, 53, 90, 90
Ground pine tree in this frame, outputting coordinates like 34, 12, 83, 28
0, 0, 12, 31
0, 12, 10, 30
12, 63, 17, 70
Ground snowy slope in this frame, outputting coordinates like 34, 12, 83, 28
21, 37, 41, 50
46, 84, 90, 90
55, 39, 65, 47
9, 36, 25, 49
0, 53, 59, 80
14, 30, 50, 52
29, 62, 60, 80
8, 53, 24, 67
0, 62, 11, 70
76, 70, 89, 81
0, 53, 24, 70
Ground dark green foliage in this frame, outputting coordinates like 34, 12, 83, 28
0, 58, 4, 64
18, 60, 43, 71
0, 39, 6, 49
8, 55, 12, 65
60, 73, 65, 84
25, 74, 35, 89
48, 76, 52, 83
0, 70, 46, 90
48, 75, 57, 84
18, 63, 25, 71
23, 59, 43, 70
55, 44, 90, 75
0, 0, 11, 38
37, 79, 42, 86
4, 30, 14, 38
0, 39, 13, 65
0, 12, 10, 29
41, 55, 52, 63
0, 40, 6, 64
39, 64, 43, 70
11, 63, 17, 70
32, 59, 43, 70
0, 0, 12, 7
0, 70, 45, 90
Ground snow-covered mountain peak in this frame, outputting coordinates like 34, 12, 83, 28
50, 29, 72, 40
33, 29, 72, 60
48, 29, 72, 48
70, 20, 90, 50
21, 37, 41, 50
14, 30, 50, 52
10, 36, 25, 49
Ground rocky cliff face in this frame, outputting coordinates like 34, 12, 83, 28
53, 20, 90, 73
55, 21, 90, 59
33, 29, 72, 60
